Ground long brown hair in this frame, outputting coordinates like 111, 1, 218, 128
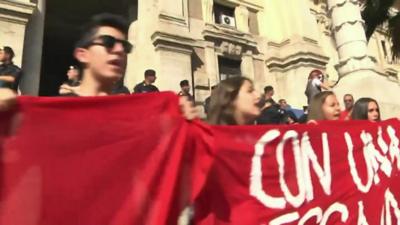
207, 76, 252, 125
351, 97, 381, 121
308, 91, 336, 121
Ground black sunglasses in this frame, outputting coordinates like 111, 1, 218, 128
87, 35, 133, 53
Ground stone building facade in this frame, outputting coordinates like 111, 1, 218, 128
1, 0, 400, 117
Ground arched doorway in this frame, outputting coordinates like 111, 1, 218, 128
39, 0, 137, 96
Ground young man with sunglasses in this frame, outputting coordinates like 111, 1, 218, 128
61, 13, 133, 96
71, 13, 196, 118
0, 13, 197, 119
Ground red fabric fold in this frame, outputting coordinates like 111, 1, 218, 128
0, 93, 214, 225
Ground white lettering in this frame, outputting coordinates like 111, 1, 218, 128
250, 129, 285, 209
251, 130, 332, 209
360, 131, 392, 184
345, 132, 374, 193
384, 189, 400, 224
357, 201, 369, 225
320, 202, 349, 225
387, 126, 400, 170
298, 207, 323, 225
378, 127, 389, 154
301, 132, 332, 202
269, 202, 348, 225
277, 131, 306, 208
269, 212, 299, 225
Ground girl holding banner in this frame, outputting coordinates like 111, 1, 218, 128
207, 76, 261, 125
308, 91, 341, 122
351, 97, 381, 122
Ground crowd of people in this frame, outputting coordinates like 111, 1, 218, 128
0, 13, 386, 126
0, 11, 394, 225
205, 74, 382, 126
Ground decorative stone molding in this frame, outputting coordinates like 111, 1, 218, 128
331, 19, 364, 33
266, 52, 329, 72
151, 31, 195, 55
311, 0, 332, 35
0, 0, 36, 24
203, 23, 258, 49
266, 37, 329, 72
202, 0, 263, 24
384, 67, 399, 83
159, 0, 189, 27
159, 13, 188, 27
267, 39, 290, 48
328, 1, 364, 33
334, 55, 377, 76
214, 0, 264, 11
327, 0, 379, 78
327, 0, 359, 14
303, 36, 319, 45
316, 14, 332, 35
219, 41, 243, 56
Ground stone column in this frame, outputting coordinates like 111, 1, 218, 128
202, 0, 214, 23
241, 51, 255, 80
204, 43, 219, 87
327, 0, 376, 76
126, 0, 160, 90
235, 5, 249, 33
20, 0, 46, 95
326, 0, 400, 118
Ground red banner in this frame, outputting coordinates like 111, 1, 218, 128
1, 93, 400, 225
195, 120, 400, 225
0, 93, 213, 225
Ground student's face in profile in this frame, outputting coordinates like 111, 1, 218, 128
76, 26, 128, 82
322, 94, 341, 120
234, 80, 261, 123
367, 101, 380, 122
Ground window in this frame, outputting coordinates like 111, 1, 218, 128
214, 3, 235, 27
218, 57, 241, 80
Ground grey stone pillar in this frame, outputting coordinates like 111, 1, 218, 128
20, 0, 46, 95
327, 0, 377, 77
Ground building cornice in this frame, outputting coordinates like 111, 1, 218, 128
214, 0, 264, 11
202, 23, 258, 49
384, 67, 399, 83
266, 37, 329, 72
0, 0, 36, 25
266, 51, 329, 72
151, 31, 196, 55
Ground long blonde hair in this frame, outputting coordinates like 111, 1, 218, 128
308, 91, 336, 121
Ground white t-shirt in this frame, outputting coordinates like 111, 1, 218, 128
311, 78, 322, 87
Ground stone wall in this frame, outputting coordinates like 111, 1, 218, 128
0, 0, 35, 66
